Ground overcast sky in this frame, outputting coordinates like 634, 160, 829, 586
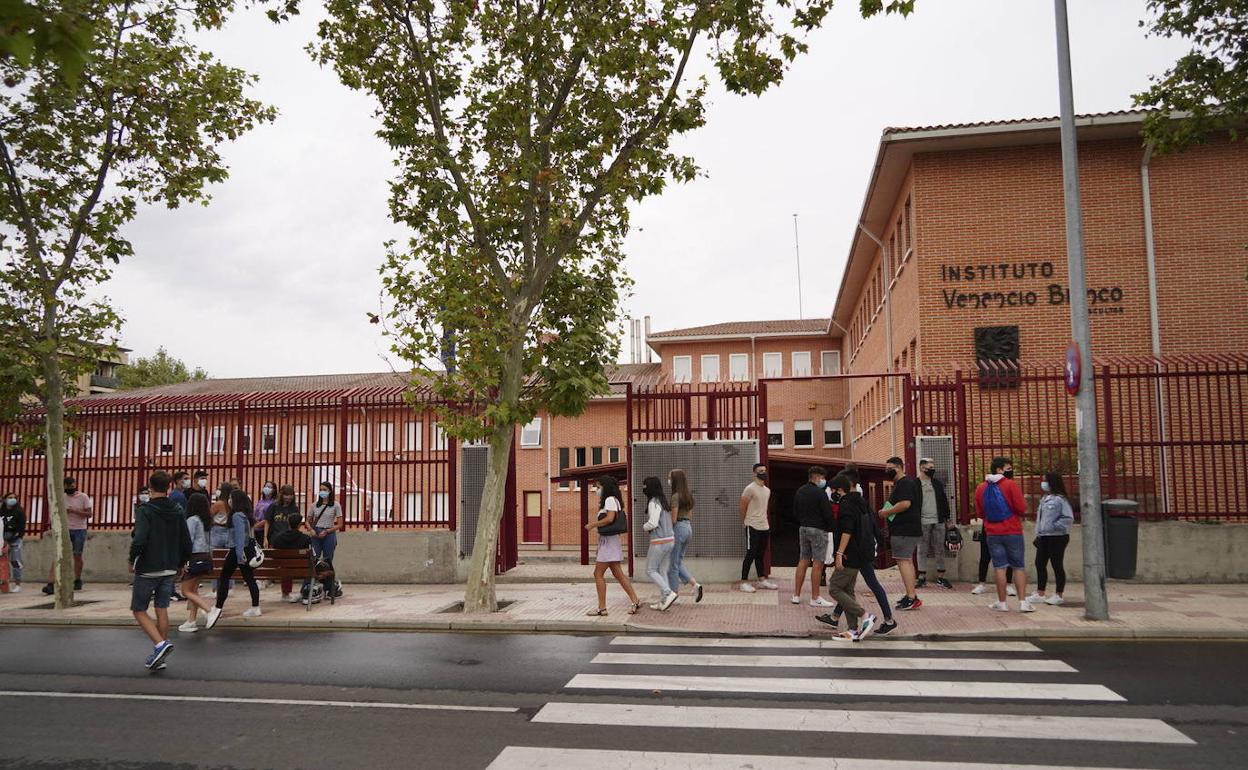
104, 1, 1186, 379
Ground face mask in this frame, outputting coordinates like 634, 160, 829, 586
830, 492, 842, 503
181, 479, 191, 489
922, 467, 935, 477
884, 468, 897, 480
263, 486, 274, 496
1003, 470, 1015, 479
755, 471, 767, 480
197, 479, 208, 489
139, 494, 150, 503
65, 487, 76, 495
1040, 481, 1051, 493
318, 490, 329, 500
4, 498, 15, 507
816, 479, 827, 489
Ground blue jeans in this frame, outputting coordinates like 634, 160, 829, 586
858, 561, 893, 621
646, 540, 674, 598
313, 529, 337, 563
6, 538, 21, 582
668, 520, 695, 592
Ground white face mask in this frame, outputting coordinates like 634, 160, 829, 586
4, 497, 16, 507
181, 479, 192, 489
197, 479, 208, 489
263, 486, 274, 496
139, 494, 150, 503
1040, 481, 1051, 493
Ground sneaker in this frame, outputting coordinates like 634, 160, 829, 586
831, 630, 859, 642
814, 613, 839, 628
694, 584, 704, 603
790, 595, 801, 605
648, 602, 664, 610
41, 583, 54, 595
73, 579, 83, 591
970, 583, 987, 595
935, 577, 954, 590
144, 640, 173, 669
660, 592, 678, 611
915, 577, 928, 589
171, 592, 185, 602
1007, 585, 1017, 597
810, 596, 835, 608
904, 597, 922, 611
739, 582, 757, 593
757, 580, 778, 590
204, 607, 223, 630
1045, 595, 1065, 606
857, 614, 877, 640
1025, 593, 1045, 604
242, 607, 262, 618
1019, 600, 1036, 613
988, 600, 1010, 612
894, 595, 914, 611
8, 585, 19, 593
875, 619, 898, 635
153, 662, 167, 671
177, 620, 198, 634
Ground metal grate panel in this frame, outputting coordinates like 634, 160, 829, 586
916, 434, 956, 514
458, 445, 489, 558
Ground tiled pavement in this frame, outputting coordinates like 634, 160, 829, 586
3, 569, 1246, 639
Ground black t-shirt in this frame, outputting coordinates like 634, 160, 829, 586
794, 483, 834, 531
266, 503, 300, 543
835, 492, 875, 568
887, 475, 924, 537
271, 527, 311, 550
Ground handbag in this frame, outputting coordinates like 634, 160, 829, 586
597, 499, 629, 536
243, 536, 265, 568
187, 557, 212, 576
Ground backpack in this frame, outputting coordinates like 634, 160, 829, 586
982, 482, 1013, 523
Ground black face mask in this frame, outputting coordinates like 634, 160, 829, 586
830, 492, 843, 503
884, 468, 897, 480
65, 487, 76, 495
922, 467, 936, 477
1003, 470, 1015, 479
755, 471, 767, 480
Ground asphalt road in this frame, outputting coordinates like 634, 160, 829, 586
0, 626, 1243, 769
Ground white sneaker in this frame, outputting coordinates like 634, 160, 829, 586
810, 596, 835, 608
242, 607, 262, 618
988, 601, 1010, 612
8, 585, 19, 593
1007, 585, 1017, 597
790, 595, 801, 605
970, 583, 987, 595
660, 592, 678, 611
1025, 593, 1045, 604
857, 613, 877, 641
204, 607, 222, 630
739, 582, 757, 593
1045, 595, 1065, 606
177, 620, 198, 633
757, 580, 779, 590
1019, 600, 1036, 613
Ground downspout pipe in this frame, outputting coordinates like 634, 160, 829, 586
1141, 141, 1171, 515
857, 222, 897, 456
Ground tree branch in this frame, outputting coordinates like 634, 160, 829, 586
0, 133, 48, 284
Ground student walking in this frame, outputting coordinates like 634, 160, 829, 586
881, 456, 923, 611
204, 490, 262, 628
309, 482, 343, 597
739, 463, 778, 592
585, 476, 642, 616
266, 485, 302, 602
208, 483, 236, 550
1027, 472, 1075, 607
792, 466, 836, 609
2, 492, 25, 592
128, 471, 192, 670
641, 476, 678, 611
666, 469, 702, 603
831, 464, 898, 635
43, 476, 93, 594
177, 495, 215, 632
976, 457, 1033, 612
820, 474, 877, 641
916, 457, 955, 590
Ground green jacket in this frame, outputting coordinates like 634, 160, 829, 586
129, 497, 193, 574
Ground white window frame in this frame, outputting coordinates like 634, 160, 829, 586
762, 352, 782, 378
672, 355, 692, 383
100, 495, 119, 521
607, 446, 620, 463
132, 430, 140, 458
405, 420, 423, 451
157, 428, 173, 457
823, 419, 845, 448
699, 354, 720, 383
792, 351, 812, 377
520, 417, 542, 448
432, 422, 449, 451
346, 423, 361, 453
794, 420, 814, 449
240, 425, 253, 454
318, 423, 336, 454
557, 447, 570, 491
80, 431, 97, 459
430, 492, 449, 522
292, 424, 308, 454
377, 422, 395, 452
180, 428, 197, 458
766, 420, 784, 448
820, 350, 841, 376
103, 430, 121, 458
261, 424, 278, 454
207, 426, 226, 455
729, 353, 749, 382
402, 492, 423, 522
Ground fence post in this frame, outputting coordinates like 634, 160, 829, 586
706, 393, 718, 440
1101, 365, 1117, 500
902, 373, 916, 473
235, 399, 246, 481
448, 435, 458, 532
682, 394, 692, 441
137, 402, 149, 483
579, 483, 589, 566
337, 396, 349, 531
955, 369, 971, 524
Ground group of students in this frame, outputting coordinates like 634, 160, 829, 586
127, 469, 345, 670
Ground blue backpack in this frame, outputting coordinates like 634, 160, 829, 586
982, 482, 1013, 523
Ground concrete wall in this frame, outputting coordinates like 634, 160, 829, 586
17, 529, 461, 585
949, 521, 1248, 585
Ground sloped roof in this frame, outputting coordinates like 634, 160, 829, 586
647, 319, 831, 342
882, 109, 1149, 136
83, 371, 415, 400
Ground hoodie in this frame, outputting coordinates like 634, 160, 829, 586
975, 473, 1026, 537
129, 497, 193, 576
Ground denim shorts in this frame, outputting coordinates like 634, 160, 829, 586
987, 534, 1026, 570
798, 527, 828, 562
130, 574, 176, 612
69, 529, 87, 555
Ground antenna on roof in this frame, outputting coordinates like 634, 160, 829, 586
792, 214, 803, 319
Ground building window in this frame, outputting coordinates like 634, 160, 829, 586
432, 422, 449, 451
672, 355, 692, 383
591, 446, 603, 466
608, 446, 620, 463
346, 423, 360, 453
792, 351, 811, 377
729, 353, 749, 382
820, 350, 841, 376
762, 352, 782, 378
405, 421, 423, 451
403, 493, 423, 522
575, 447, 587, 467
520, 417, 542, 448
293, 425, 308, 454
318, 423, 335, 453
700, 354, 720, 383
240, 425, 253, 454
377, 422, 394, 452
766, 421, 784, 448
257, 425, 275, 454
179, 428, 196, 457
8, 434, 20, 459
103, 430, 121, 458
823, 419, 844, 448
430, 492, 449, 522
794, 420, 814, 448
132, 430, 140, 458
156, 429, 172, 457
100, 495, 118, 521
558, 447, 570, 491
77, 431, 95, 459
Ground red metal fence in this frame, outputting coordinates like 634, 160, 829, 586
2, 387, 456, 536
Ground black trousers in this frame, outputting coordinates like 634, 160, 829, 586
977, 533, 1013, 583
1035, 534, 1070, 593
215, 550, 260, 608
741, 527, 769, 581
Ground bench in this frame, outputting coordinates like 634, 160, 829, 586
205, 548, 335, 611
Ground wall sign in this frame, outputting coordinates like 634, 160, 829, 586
938, 260, 1125, 314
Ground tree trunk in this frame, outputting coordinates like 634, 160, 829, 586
39, 349, 74, 610
462, 420, 514, 613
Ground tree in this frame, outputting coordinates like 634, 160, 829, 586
118, 346, 208, 389
0, 1, 274, 609
0, 1, 95, 85
1135, 0, 1248, 151
312, 0, 913, 612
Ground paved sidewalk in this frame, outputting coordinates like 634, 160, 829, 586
3, 570, 1246, 639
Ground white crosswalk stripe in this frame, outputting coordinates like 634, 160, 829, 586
592, 651, 1077, 672
612, 636, 1044, 653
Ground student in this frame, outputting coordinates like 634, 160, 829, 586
266, 485, 302, 603
739, 463, 778, 592
975, 457, 1033, 612
819, 474, 877, 641
880, 456, 923, 611
916, 457, 955, 590
828, 464, 897, 635
204, 490, 262, 628
192, 470, 211, 496
584, 476, 642, 616
666, 469, 702, 603
43, 476, 93, 594
309, 482, 343, 597
209, 483, 236, 550
252, 480, 278, 542
641, 476, 678, 611
270, 513, 334, 603
169, 471, 189, 512
1027, 472, 1075, 606
128, 471, 192, 670
2, 492, 26, 593
792, 466, 836, 608
177, 494, 215, 632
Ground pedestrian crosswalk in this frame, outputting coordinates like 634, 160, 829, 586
485, 635, 1195, 769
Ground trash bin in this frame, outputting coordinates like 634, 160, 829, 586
1102, 499, 1139, 579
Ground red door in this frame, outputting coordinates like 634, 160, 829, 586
522, 491, 543, 543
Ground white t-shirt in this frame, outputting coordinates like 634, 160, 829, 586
741, 483, 771, 531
